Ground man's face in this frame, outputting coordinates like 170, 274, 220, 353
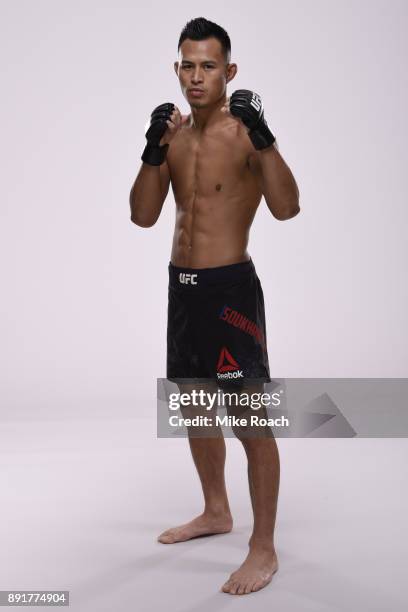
174, 37, 236, 108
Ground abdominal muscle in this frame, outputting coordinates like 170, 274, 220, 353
170, 194, 258, 268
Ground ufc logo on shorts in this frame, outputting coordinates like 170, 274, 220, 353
179, 273, 198, 285
250, 92, 262, 112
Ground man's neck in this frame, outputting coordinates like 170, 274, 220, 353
189, 96, 227, 132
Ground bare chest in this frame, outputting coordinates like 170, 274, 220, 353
167, 122, 258, 200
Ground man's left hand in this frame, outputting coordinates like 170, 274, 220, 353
222, 89, 276, 151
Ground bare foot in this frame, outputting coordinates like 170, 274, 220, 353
221, 546, 278, 595
157, 512, 233, 544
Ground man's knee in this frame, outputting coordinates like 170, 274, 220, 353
223, 383, 275, 440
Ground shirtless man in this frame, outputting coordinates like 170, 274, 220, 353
129, 17, 300, 595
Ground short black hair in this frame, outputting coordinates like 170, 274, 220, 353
178, 17, 231, 62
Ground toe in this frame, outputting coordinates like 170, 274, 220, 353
229, 581, 240, 595
252, 578, 268, 592
237, 583, 246, 595
244, 582, 253, 594
221, 571, 238, 593
158, 533, 174, 544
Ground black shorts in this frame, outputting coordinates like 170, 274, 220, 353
167, 258, 270, 387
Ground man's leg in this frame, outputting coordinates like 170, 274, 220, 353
221, 384, 280, 595
158, 382, 233, 543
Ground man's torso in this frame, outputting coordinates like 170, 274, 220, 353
167, 115, 263, 268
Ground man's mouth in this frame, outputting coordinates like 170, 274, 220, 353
188, 88, 205, 97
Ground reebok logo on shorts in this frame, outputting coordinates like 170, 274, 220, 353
216, 346, 244, 379
179, 272, 198, 285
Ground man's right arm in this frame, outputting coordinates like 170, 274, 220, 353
129, 102, 185, 227
129, 159, 170, 227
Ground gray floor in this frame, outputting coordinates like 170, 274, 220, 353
0, 418, 407, 611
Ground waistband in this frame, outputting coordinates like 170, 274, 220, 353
169, 258, 256, 288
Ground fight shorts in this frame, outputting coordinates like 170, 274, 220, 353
167, 258, 270, 387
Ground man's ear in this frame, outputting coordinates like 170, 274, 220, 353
174, 61, 179, 76
226, 63, 238, 84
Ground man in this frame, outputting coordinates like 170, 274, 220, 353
129, 17, 300, 596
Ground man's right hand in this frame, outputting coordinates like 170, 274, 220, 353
159, 105, 188, 145
141, 103, 187, 165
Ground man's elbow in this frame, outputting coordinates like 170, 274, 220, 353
130, 213, 158, 228
129, 195, 160, 227
272, 198, 301, 221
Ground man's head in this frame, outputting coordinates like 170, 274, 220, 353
175, 17, 237, 108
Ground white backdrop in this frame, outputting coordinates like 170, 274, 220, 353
1, 0, 407, 419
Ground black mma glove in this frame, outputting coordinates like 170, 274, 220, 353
141, 102, 174, 166
229, 90, 275, 151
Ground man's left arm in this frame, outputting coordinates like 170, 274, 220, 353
226, 89, 300, 221
249, 144, 300, 220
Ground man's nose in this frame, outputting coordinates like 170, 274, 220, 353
191, 68, 203, 83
